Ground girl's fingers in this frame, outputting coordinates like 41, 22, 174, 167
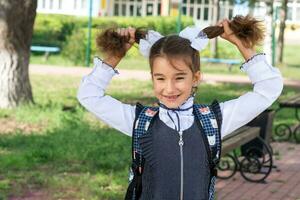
216, 19, 223, 27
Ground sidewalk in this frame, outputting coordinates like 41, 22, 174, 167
29, 64, 300, 88
216, 142, 300, 200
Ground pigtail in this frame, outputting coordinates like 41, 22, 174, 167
95, 27, 148, 58
202, 15, 265, 48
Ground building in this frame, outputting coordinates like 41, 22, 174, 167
99, 0, 234, 26
37, 0, 300, 25
37, 0, 100, 16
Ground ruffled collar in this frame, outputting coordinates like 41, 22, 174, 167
158, 96, 194, 132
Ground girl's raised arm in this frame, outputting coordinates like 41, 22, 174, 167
216, 18, 283, 138
77, 27, 138, 137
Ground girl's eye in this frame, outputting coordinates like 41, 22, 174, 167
156, 78, 165, 81
176, 77, 185, 80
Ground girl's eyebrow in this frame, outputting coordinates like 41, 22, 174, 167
153, 73, 165, 77
153, 72, 188, 77
175, 72, 188, 76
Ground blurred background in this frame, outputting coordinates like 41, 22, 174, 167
0, 0, 299, 199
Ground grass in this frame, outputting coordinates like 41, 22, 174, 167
0, 74, 299, 199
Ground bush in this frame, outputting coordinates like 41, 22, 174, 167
33, 14, 194, 47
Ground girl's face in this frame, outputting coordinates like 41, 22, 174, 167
152, 56, 201, 108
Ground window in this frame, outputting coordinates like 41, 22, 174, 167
229, 9, 233, 19
204, 7, 209, 20
130, 4, 134, 16
58, 0, 62, 9
296, 7, 300, 21
49, 0, 53, 9
197, 8, 201, 19
189, 7, 194, 17
114, 4, 119, 15
146, 3, 153, 16
287, 7, 292, 20
74, 0, 77, 9
122, 4, 126, 16
183, 6, 187, 15
137, 4, 142, 16
81, 0, 86, 9
42, 0, 46, 8
157, 3, 161, 15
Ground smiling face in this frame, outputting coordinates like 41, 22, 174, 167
152, 56, 201, 108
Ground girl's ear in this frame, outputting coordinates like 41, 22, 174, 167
193, 71, 201, 85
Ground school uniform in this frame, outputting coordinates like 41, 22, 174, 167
77, 53, 283, 199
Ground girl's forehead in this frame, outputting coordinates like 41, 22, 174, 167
152, 57, 191, 74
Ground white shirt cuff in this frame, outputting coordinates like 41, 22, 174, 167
83, 57, 118, 90
240, 53, 281, 83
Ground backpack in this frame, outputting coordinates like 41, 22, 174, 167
125, 100, 222, 200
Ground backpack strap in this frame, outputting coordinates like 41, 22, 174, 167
193, 100, 222, 200
125, 103, 158, 200
193, 100, 222, 168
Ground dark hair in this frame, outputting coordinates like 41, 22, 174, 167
96, 15, 265, 74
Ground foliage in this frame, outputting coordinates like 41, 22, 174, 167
33, 14, 193, 47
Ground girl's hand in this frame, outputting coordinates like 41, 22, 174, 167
103, 27, 136, 68
218, 19, 255, 60
116, 27, 136, 52
217, 19, 240, 47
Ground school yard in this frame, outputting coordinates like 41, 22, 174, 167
0, 61, 298, 199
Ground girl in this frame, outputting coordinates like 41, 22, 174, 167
77, 15, 283, 200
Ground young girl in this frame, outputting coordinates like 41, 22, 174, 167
77, 15, 283, 200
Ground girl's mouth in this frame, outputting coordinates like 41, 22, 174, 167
163, 95, 180, 102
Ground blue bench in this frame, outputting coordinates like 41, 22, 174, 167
30, 45, 60, 60
200, 57, 241, 71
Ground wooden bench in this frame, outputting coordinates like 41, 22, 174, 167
218, 126, 273, 183
274, 94, 300, 142
200, 57, 241, 71
30, 45, 60, 60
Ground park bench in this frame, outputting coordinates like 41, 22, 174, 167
217, 126, 273, 183
200, 57, 241, 71
30, 45, 60, 60
273, 94, 300, 142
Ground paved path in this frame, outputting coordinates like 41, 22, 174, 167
29, 64, 300, 88
216, 142, 300, 200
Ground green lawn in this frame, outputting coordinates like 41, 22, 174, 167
0, 74, 299, 199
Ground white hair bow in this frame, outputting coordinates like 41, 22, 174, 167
179, 26, 209, 51
139, 26, 209, 58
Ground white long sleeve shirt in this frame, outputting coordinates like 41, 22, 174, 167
77, 54, 283, 139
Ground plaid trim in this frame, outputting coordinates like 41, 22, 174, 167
208, 176, 216, 200
193, 104, 221, 150
133, 106, 158, 166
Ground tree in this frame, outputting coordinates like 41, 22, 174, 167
277, 0, 288, 63
0, 0, 37, 108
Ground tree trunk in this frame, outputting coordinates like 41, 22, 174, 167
210, 0, 220, 58
277, 0, 288, 63
0, 0, 37, 108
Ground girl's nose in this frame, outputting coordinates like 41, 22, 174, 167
165, 80, 176, 94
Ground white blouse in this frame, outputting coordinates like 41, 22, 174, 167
77, 54, 283, 139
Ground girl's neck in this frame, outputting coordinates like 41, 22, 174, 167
158, 95, 194, 111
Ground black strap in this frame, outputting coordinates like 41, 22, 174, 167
210, 99, 222, 166
125, 103, 146, 200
